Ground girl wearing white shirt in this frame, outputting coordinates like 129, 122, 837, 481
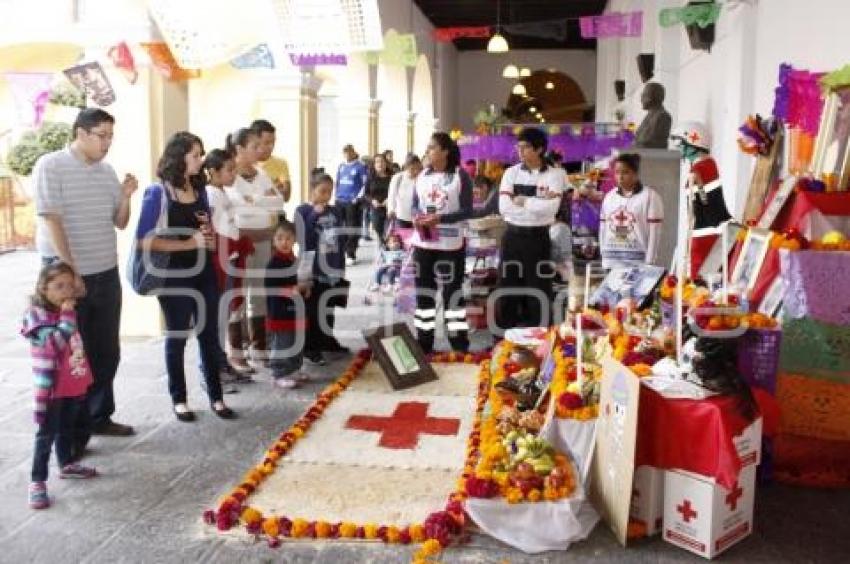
225, 128, 285, 365
387, 153, 423, 229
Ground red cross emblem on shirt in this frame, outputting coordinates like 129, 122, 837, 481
688, 131, 701, 144
725, 481, 743, 511
345, 401, 461, 450
677, 499, 698, 523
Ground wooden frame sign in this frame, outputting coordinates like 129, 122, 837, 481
363, 323, 438, 390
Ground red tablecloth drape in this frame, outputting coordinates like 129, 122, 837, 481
635, 385, 778, 489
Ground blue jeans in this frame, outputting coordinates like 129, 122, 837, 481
157, 264, 223, 404
32, 397, 86, 482
268, 330, 303, 378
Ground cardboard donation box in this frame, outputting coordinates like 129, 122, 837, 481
733, 417, 763, 468
630, 465, 665, 536
662, 418, 763, 558
663, 465, 756, 559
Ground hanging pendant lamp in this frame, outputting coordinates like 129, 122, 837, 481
502, 64, 519, 78
512, 83, 527, 96
487, 0, 510, 53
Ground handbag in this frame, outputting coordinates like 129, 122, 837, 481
127, 184, 172, 296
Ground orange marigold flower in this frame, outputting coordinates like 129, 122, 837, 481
409, 524, 426, 542
364, 523, 379, 539
543, 487, 561, 501
291, 427, 305, 438
339, 522, 358, 538
262, 517, 280, 537
240, 507, 263, 525
418, 538, 443, 557
315, 521, 332, 538
527, 489, 542, 502
505, 488, 523, 504
386, 526, 401, 543
291, 518, 309, 538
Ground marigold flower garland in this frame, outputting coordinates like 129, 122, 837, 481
203, 349, 491, 560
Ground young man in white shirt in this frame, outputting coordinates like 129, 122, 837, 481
599, 153, 664, 269
497, 128, 565, 329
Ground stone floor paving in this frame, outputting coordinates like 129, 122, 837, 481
0, 245, 848, 563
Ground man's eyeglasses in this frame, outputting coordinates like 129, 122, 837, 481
88, 130, 113, 141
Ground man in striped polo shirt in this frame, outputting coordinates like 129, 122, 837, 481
34, 108, 138, 447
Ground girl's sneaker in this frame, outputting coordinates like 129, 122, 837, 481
273, 377, 298, 389
59, 463, 98, 479
29, 482, 49, 510
294, 371, 312, 383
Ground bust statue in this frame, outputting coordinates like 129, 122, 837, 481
634, 82, 672, 149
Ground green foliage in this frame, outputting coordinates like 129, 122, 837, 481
36, 122, 72, 152
48, 82, 85, 108
5, 122, 73, 176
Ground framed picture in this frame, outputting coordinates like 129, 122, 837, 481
756, 175, 797, 229
590, 264, 666, 310
694, 221, 744, 279
757, 277, 784, 317
730, 228, 771, 292
363, 323, 437, 390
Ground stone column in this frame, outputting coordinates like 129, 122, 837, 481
256, 72, 323, 210
368, 99, 382, 156
407, 112, 416, 154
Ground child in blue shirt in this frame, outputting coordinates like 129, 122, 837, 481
296, 174, 349, 365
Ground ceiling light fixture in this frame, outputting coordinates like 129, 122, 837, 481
520, 67, 531, 77
512, 83, 527, 96
528, 106, 537, 113
487, 0, 510, 53
502, 64, 519, 79
545, 81, 555, 90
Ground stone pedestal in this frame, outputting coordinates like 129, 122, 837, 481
616, 148, 682, 270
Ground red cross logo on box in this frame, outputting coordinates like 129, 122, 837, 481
677, 499, 698, 523
345, 401, 460, 450
725, 481, 743, 511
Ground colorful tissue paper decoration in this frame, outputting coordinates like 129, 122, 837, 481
3, 72, 52, 126
772, 63, 825, 135
63, 62, 116, 107
433, 26, 491, 42
363, 30, 418, 67
459, 128, 634, 163
579, 11, 643, 39
107, 42, 138, 84
231, 44, 275, 69
659, 1, 721, 28
289, 53, 347, 67
141, 43, 202, 80
738, 114, 778, 156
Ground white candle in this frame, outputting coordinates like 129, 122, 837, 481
576, 313, 583, 392
721, 223, 729, 304
584, 262, 591, 309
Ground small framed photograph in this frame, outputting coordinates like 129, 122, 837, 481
695, 221, 744, 278
363, 323, 438, 390
730, 228, 771, 292
758, 277, 784, 317
590, 264, 666, 310
757, 175, 797, 229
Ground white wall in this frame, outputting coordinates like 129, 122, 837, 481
597, 0, 850, 217
456, 50, 597, 130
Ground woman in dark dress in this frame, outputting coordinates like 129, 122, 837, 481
365, 153, 393, 241
135, 132, 235, 422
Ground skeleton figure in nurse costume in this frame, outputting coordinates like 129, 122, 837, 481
671, 121, 732, 229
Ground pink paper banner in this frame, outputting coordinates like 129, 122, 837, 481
289, 53, 347, 66
579, 11, 643, 39
3, 72, 53, 126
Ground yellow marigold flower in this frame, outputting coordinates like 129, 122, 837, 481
240, 507, 263, 525
339, 522, 358, 538
475, 468, 493, 481
266, 450, 281, 462
315, 521, 332, 538
291, 427, 305, 438
493, 471, 509, 486
260, 463, 274, 475
386, 526, 401, 543
409, 524, 426, 542
527, 489, 542, 502
419, 538, 443, 557
505, 488, 523, 504
262, 518, 280, 537
543, 487, 560, 501
364, 523, 379, 539
291, 518, 309, 538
